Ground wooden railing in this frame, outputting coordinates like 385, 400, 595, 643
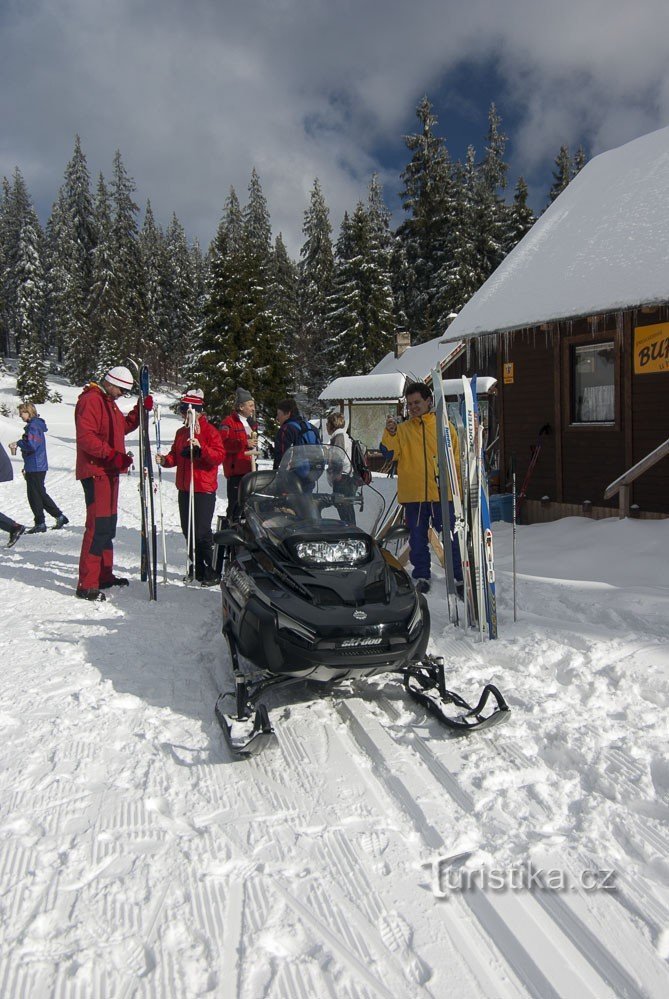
604, 437, 669, 517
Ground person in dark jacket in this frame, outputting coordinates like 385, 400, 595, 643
9, 402, 68, 533
156, 389, 225, 585
74, 365, 151, 601
272, 398, 320, 469
219, 387, 258, 522
0, 441, 25, 547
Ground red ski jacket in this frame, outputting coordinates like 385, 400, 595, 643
161, 415, 224, 493
219, 411, 256, 478
75, 383, 140, 480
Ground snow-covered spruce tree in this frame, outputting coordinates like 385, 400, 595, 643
475, 103, 509, 279
0, 177, 12, 356
270, 233, 300, 391
162, 214, 198, 383
187, 188, 253, 420
239, 169, 290, 425
504, 176, 536, 253
89, 174, 119, 378
548, 145, 572, 205
109, 150, 146, 363
297, 179, 335, 413
15, 210, 48, 402
572, 146, 587, 178
437, 147, 483, 315
0, 169, 38, 358
139, 200, 169, 375
328, 194, 395, 378
398, 96, 456, 343
46, 135, 97, 381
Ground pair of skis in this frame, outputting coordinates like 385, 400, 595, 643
129, 361, 167, 601
433, 370, 497, 639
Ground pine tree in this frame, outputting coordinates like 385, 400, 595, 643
139, 200, 169, 373
476, 103, 509, 277
398, 96, 455, 342
15, 208, 48, 402
0, 169, 37, 357
240, 169, 290, 423
572, 146, 587, 177
438, 148, 482, 313
109, 150, 146, 361
163, 214, 197, 382
297, 179, 335, 412
187, 188, 254, 418
46, 136, 98, 381
505, 176, 536, 253
89, 174, 118, 378
548, 145, 572, 204
270, 233, 299, 389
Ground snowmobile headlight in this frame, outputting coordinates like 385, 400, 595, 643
294, 539, 369, 565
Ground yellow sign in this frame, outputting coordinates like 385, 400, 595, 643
503, 362, 514, 384
634, 323, 669, 374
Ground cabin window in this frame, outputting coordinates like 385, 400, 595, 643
572, 342, 615, 423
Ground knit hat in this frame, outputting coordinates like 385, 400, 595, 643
180, 388, 205, 412
234, 386, 253, 407
104, 366, 134, 391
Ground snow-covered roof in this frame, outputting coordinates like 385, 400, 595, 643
444, 125, 669, 342
319, 372, 407, 402
370, 337, 464, 380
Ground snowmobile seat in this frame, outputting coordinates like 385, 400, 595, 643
238, 469, 277, 512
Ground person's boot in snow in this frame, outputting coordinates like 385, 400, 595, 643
7, 524, 25, 548
27, 522, 47, 534
53, 514, 69, 530
99, 576, 129, 589
75, 587, 106, 602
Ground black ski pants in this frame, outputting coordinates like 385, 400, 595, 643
25, 470, 63, 525
178, 490, 216, 579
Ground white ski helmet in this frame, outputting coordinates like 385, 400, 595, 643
104, 366, 134, 391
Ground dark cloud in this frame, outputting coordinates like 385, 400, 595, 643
1, 0, 668, 254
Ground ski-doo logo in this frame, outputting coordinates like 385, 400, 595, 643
353, 610, 367, 620
341, 637, 383, 647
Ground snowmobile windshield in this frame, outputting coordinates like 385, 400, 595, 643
244, 444, 385, 541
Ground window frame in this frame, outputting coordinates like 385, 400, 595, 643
562, 331, 621, 432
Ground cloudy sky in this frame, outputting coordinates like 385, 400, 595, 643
2, 0, 668, 256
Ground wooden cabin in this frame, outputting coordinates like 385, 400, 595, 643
443, 125, 669, 522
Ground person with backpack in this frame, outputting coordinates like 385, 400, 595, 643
0, 441, 25, 547
219, 387, 259, 522
273, 398, 321, 469
9, 402, 68, 533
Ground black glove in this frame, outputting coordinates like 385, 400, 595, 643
181, 444, 201, 458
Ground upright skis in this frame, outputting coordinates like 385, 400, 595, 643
129, 360, 158, 601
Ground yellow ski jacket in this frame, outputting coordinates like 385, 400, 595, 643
381, 410, 460, 504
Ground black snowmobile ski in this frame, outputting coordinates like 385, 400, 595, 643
401, 657, 509, 733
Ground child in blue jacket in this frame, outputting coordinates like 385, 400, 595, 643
10, 403, 68, 533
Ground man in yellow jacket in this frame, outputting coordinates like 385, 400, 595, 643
381, 381, 462, 595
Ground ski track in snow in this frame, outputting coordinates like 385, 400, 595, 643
1, 372, 669, 997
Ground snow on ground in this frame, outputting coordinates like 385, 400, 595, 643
1, 371, 669, 997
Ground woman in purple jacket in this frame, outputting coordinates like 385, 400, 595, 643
10, 403, 68, 534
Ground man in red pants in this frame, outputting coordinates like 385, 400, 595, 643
74, 365, 152, 601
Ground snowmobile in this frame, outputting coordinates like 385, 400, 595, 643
213, 445, 509, 755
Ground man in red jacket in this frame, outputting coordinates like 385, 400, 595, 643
219, 387, 258, 522
74, 365, 152, 601
156, 389, 224, 585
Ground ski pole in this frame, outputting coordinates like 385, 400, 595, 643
154, 406, 168, 584
187, 407, 196, 582
511, 455, 517, 623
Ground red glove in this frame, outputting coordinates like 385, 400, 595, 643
109, 450, 133, 472
143, 395, 153, 411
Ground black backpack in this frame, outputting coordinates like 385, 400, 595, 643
350, 437, 372, 485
